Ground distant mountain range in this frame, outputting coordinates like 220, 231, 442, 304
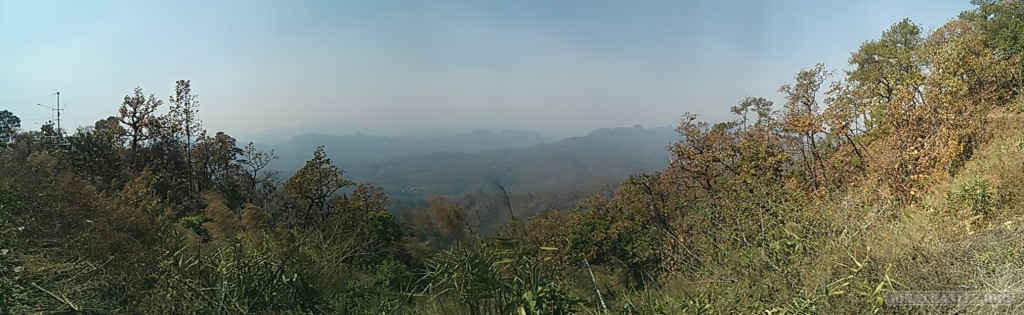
244, 121, 552, 144
268, 128, 554, 173
262, 124, 678, 208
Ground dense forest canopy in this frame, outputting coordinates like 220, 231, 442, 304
3, 1, 1024, 313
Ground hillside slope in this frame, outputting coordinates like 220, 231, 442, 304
800, 110, 1024, 314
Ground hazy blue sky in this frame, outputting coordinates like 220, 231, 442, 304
1, 1, 975, 137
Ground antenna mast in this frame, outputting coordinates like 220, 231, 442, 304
36, 91, 65, 144
55, 91, 61, 139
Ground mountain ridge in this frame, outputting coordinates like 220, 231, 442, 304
260, 124, 676, 208
341, 125, 677, 204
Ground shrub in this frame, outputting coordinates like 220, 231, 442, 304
947, 177, 994, 220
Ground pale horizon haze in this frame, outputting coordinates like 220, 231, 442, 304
1, 1, 975, 139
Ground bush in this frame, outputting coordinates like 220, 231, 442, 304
947, 177, 994, 220
423, 238, 583, 315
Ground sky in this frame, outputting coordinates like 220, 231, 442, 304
1, 0, 976, 139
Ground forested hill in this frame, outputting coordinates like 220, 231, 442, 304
343, 125, 676, 199
256, 125, 676, 211
3, 2, 1024, 314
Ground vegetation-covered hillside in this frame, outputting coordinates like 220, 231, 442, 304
3, 1, 1024, 313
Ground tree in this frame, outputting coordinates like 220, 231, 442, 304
343, 183, 389, 218
167, 80, 203, 195
428, 195, 470, 243
730, 96, 774, 129
961, 0, 1024, 99
668, 113, 737, 194
38, 122, 60, 146
321, 184, 401, 266
921, 19, 1000, 175
283, 145, 353, 226
729, 97, 790, 186
192, 131, 244, 206
847, 18, 926, 132
822, 80, 868, 175
961, 0, 1024, 58
194, 132, 239, 185
925, 19, 1005, 108
67, 118, 126, 188
0, 110, 20, 147
779, 63, 831, 189
239, 142, 278, 203
669, 99, 789, 195
569, 185, 670, 288
118, 87, 162, 153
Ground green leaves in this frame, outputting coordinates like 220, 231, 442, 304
423, 238, 582, 315
0, 110, 20, 146
848, 18, 926, 131
947, 176, 995, 221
